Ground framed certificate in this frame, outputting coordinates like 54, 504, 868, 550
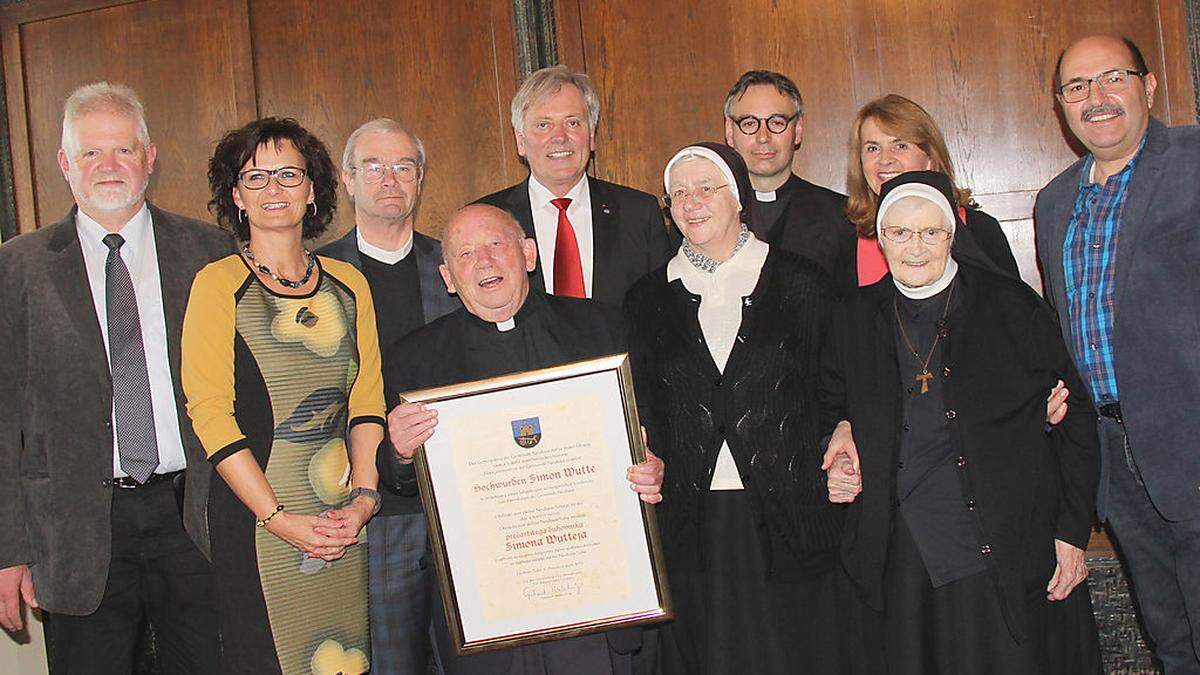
406, 353, 673, 655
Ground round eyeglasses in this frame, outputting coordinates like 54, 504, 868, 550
879, 226, 953, 245
731, 113, 799, 135
238, 166, 308, 190
354, 161, 421, 184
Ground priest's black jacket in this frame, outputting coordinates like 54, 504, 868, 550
818, 261, 1100, 642
378, 289, 639, 674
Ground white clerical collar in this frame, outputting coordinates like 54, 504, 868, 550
495, 317, 516, 332
357, 226, 414, 264
528, 173, 589, 211
755, 190, 777, 202
76, 202, 151, 251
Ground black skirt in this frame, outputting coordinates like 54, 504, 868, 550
849, 515, 1102, 675
656, 490, 851, 675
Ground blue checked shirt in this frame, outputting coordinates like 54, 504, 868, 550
1062, 135, 1146, 405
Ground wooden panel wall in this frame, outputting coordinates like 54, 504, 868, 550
555, 0, 1197, 291
1, 0, 524, 242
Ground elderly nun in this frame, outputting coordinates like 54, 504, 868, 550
819, 170, 1103, 674
625, 142, 848, 674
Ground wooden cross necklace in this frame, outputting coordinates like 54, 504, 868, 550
894, 279, 956, 395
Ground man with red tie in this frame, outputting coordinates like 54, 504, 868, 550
476, 65, 676, 306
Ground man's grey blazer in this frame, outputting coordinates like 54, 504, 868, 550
0, 204, 233, 615
1034, 117, 1200, 522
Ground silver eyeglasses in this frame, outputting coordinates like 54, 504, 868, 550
1058, 69, 1146, 103
354, 161, 421, 184
879, 226, 953, 245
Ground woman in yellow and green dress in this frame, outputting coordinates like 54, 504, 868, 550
182, 117, 384, 674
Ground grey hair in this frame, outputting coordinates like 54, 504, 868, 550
510, 65, 600, 132
723, 70, 804, 119
341, 118, 427, 173
60, 81, 150, 156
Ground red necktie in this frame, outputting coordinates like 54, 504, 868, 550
551, 197, 585, 298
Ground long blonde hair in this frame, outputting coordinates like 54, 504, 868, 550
846, 94, 973, 237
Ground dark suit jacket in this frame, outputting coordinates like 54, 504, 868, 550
819, 263, 1098, 641
753, 173, 857, 292
1035, 117, 1200, 522
316, 227, 459, 340
0, 204, 233, 614
475, 175, 678, 306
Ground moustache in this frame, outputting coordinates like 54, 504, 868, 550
1081, 104, 1124, 122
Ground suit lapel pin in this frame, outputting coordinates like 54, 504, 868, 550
600, 204, 611, 215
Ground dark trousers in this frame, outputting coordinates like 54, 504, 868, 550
42, 479, 220, 674
368, 512, 443, 675
1101, 417, 1200, 674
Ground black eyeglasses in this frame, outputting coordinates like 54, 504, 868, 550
731, 113, 799, 135
238, 166, 308, 190
1058, 69, 1146, 103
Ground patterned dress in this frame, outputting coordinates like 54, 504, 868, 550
182, 254, 385, 674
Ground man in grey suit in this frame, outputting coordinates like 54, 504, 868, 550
1036, 35, 1200, 673
316, 118, 458, 675
0, 82, 229, 672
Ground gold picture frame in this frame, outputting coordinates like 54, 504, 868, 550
405, 353, 673, 655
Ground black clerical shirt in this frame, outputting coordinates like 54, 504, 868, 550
378, 289, 625, 513
894, 282, 987, 587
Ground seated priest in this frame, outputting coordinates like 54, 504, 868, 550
380, 204, 665, 675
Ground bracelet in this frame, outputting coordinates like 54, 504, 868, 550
256, 504, 285, 528
348, 487, 382, 516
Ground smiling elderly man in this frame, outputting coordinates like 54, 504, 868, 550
0, 82, 229, 672
476, 66, 675, 306
1035, 35, 1200, 673
379, 204, 664, 675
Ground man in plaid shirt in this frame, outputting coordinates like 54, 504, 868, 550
1035, 35, 1200, 674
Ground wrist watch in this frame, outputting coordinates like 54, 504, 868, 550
348, 487, 382, 516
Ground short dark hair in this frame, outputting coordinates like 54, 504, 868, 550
724, 70, 803, 118
207, 117, 338, 241
1053, 36, 1149, 92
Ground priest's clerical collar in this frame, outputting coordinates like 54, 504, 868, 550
464, 287, 546, 332
755, 190, 777, 202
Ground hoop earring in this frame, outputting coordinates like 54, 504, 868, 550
238, 209, 246, 224
308, 202, 317, 217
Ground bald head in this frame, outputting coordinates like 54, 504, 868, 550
442, 204, 526, 257
439, 204, 538, 323
1054, 35, 1148, 91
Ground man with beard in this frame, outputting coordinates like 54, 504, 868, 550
317, 118, 460, 674
477, 66, 676, 306
723, 70, 855, 290
0, 82, 229, 671
381, 204, 664, 674
1036, 35, 1200, 673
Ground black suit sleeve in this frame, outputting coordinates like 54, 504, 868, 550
377, 339, 422, 497
1035, 304, 1100, 549
818, 300, 852, 438
962, 209, 1020, 277
0, 254, 30, 568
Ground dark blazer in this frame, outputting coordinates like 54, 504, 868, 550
0, 204, 233, 614
475, 175, 678, 306
316, 226, 459, 332
819, 263, 1099, 641
752, 173, 857, 292
625, 249, 843, 576
1035, 117, 1200, 522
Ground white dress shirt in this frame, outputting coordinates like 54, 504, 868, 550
667, 233, 770, 490
528, 174, 594, 297
76, 205, 188, 477
357, 226, 414, 263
